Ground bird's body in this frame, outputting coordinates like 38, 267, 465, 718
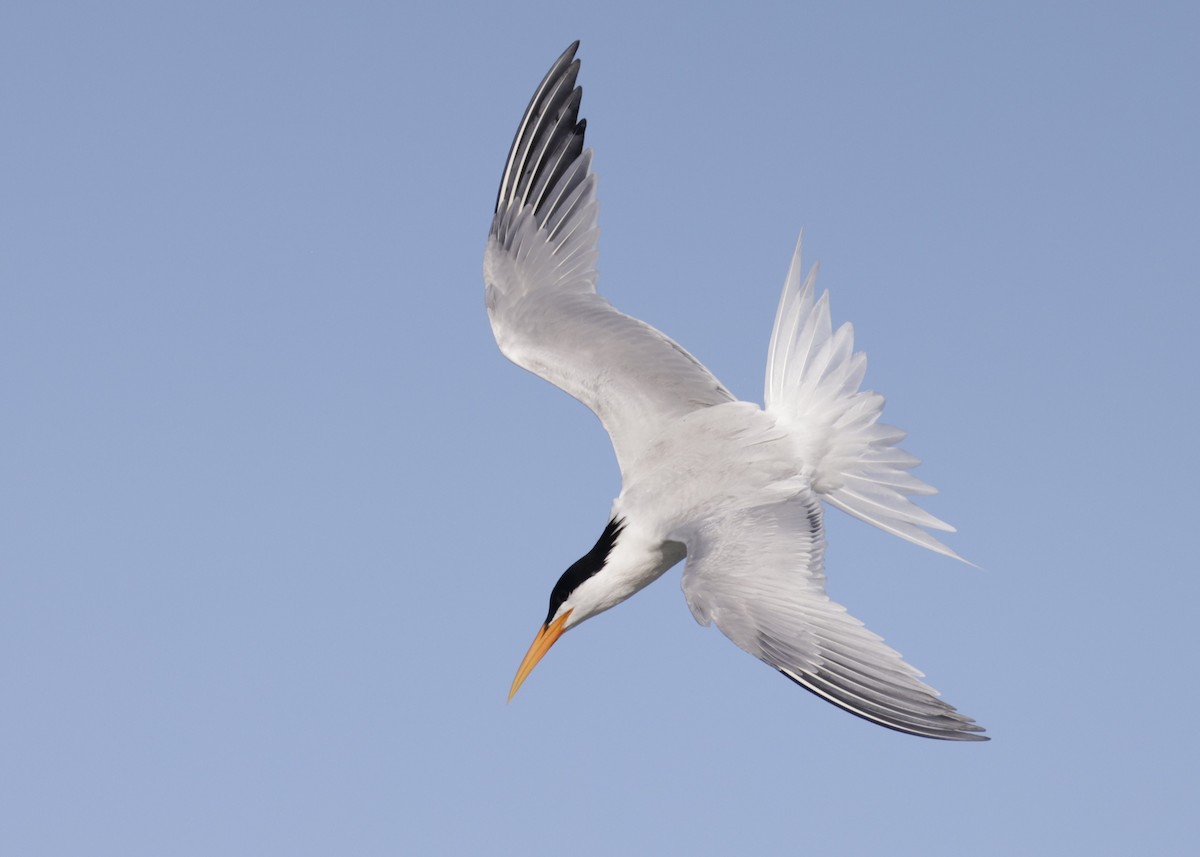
583, 401, 805, 622
485, 42, 987, 741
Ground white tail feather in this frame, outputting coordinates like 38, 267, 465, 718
765, 235, 969, 564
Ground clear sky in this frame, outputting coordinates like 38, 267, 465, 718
3, 2, 1198, 855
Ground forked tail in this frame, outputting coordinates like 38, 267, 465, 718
764, 234, 968, 563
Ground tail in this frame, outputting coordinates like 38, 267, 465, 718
765, 234, 969, 563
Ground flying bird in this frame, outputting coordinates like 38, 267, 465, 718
483, 42, 986, 740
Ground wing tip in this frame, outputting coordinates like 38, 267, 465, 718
779, 667, 989, 742
494, 42, 587, 215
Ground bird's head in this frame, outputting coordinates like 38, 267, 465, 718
508, 518, 625, 701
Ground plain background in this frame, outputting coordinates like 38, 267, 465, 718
3, 2, 1198, 854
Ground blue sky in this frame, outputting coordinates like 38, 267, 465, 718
3, 2, 1198, 854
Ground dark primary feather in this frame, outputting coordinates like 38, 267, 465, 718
779, 666, 989, 741
495, 41, 587, 221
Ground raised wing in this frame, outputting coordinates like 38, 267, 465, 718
765, 236, 967, 562
679, 496, 987, 740
483, 42, 732, 477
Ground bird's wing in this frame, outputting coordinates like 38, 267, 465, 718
678, 496, 987, 740
483, 42, 733, 477
764, 236, 966, 562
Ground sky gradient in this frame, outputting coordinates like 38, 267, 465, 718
3, 2, 1198, 854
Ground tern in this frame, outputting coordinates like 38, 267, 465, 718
484, 42, 986, 740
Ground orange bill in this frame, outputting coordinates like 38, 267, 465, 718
508, 609, 573, 702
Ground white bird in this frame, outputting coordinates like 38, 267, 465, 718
484, 42, 986, 741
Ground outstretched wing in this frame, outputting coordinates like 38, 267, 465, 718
679, 496, 987, 740
483, 42, 732, 478
765, 236, 967, 562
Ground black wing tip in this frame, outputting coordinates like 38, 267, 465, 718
778, 668, 990, 742
494, 43, 592, 220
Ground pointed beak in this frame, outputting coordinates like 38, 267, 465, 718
508, 609, 573, 702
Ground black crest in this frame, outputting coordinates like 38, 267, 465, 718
545, 518, 624, 625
